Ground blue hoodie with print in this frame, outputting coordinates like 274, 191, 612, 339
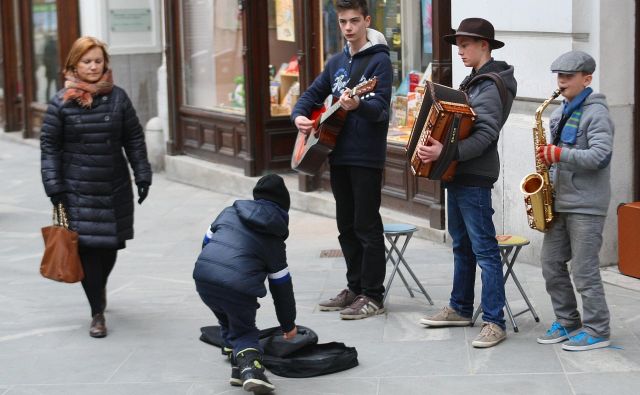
291, 28, 392, 169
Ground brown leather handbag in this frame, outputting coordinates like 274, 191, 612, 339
40, 203, 84, 283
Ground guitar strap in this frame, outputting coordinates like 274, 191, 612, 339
345, 54, 373, 90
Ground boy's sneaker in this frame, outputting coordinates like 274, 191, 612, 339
562, 331, 610, 351
318, 289, 357, 311
339, 295, 385, 320
536, 321, 580, 344
419, 306, 471, 327
229, 364, 242, 387
236, 348, 275, 394
221, 346, 233, 359
471, 322, 506, 348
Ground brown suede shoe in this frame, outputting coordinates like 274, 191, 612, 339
89, 313, 107, 338
318, 289, 357, 311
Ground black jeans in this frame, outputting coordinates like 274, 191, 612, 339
330, 165, 386, 302
79, 247, 117, 317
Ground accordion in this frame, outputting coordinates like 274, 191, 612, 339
405, 81, 476, 182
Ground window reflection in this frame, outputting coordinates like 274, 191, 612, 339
320, 0, 434, 143
31, 0, 60, 103
0, 14, 5, 125
268, 0, 298, 117
181, 0, 245, 114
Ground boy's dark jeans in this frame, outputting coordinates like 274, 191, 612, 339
447, 184, 506, 330
196, 282, 262, 356
330, 165, 386, 303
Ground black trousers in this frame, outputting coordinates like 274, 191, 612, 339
78, 246, 117, 317
330, 165, 386, 302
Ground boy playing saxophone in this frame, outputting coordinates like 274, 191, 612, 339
536, 50, 614, 351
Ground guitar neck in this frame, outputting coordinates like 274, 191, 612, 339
320, 89, 358, 124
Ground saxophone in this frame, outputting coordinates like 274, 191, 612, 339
520, 89, 562, 232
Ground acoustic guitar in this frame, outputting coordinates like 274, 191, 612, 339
291, 77, 378, 175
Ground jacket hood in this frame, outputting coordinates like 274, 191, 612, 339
233, 200, 289, 239
344, 28, 390, 57
483, 60, 517, 98
582, 92, 609, 110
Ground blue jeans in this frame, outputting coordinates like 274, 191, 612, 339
447, 184, 505, 329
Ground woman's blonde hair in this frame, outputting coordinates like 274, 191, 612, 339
63, 36, 110, 74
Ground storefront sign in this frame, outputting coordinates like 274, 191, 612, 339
110, 9, 152, 32
102, 0, 162, 54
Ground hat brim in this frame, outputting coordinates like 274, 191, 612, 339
443, 32, 505, 49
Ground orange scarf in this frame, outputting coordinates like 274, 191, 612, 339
63, 69, 114, 108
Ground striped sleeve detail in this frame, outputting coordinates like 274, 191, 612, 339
202, 228, 214, 248
268, 268, 291, 285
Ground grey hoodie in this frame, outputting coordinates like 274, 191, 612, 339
548, 93, 614, 216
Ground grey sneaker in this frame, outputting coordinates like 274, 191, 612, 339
537, 321, 581, 344
562, 331, 611, 351
339, 295, 385, 320
419, 306, 471, 327
472, 322, 506, 348
318, 289, 357, 311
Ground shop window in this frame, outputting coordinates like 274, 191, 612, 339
320, 0, 433, 144
268, 0, 299, 117
31, 0, 61, 104
181, 0, 245, 114
0, 16, 4, 125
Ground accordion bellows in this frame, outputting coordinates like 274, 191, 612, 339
406, 82, 476, 182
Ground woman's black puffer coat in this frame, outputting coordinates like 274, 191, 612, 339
40, 85, 152, 249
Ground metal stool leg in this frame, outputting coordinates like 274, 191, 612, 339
387, 233, 433, 305
384, 235, 415, 299
508, 268, 540, 322
504, 298, 518, 332
383, 238, 402, 304
502, 246, 540, 324
471, 306, 481, 327
383, 231, 433, 305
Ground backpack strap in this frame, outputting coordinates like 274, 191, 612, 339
466, 72, 508, 107
466, 72, 509, 122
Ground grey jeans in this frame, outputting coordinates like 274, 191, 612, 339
541, 212, 610, 338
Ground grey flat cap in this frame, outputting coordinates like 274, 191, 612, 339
550, 50, 596, 74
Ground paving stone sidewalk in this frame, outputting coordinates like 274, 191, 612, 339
1, 136, 640, 395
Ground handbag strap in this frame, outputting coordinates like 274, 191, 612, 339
53, 203, 70, 229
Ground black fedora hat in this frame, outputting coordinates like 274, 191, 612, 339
443, 18, 504, 49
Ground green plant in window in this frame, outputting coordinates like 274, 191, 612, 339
230, 75, 245, 108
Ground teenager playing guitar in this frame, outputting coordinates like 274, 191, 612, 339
291, 0, 392, 319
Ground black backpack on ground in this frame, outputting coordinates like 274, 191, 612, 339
199, 325, 359, 378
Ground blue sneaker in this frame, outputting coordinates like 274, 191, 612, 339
536, 321, 580, 344
562, 331, 611, 351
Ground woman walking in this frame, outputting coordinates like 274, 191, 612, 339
40, 36, 151, 338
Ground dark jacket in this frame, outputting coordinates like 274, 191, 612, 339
291, 28, 393, 169
40, 85, 152, 249
193, 200, 296, 331
453, 59, 517, 187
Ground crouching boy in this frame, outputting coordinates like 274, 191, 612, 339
194, 174, 297, 393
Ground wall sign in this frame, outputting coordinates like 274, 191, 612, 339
110, 9, 152, 32
103, 0, 161, 54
